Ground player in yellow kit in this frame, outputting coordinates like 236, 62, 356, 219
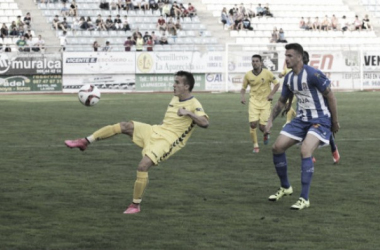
241, 54, 280, 153
64, 71, 209, 214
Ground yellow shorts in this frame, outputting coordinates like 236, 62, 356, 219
249, 99, 271, 125
132, 121, 182, 165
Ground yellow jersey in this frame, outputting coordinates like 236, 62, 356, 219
154, 96, 208, 146
242, 68, 279, 108
281, 67, 292, 76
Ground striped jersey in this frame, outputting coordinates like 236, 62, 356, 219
281, 65, 331, 125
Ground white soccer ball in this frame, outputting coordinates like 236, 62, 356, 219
78, 84, 101, 106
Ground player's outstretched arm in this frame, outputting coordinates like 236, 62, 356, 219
177, 108, 209, 128
323, 87, 340, 133
264, 96, 287, 135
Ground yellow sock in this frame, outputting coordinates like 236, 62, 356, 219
250, 128, 259, 148
88, 123, 122, 142
133, 171, 149, 204
286, 108, 296, 124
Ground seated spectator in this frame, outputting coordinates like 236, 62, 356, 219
172, 2, 182, 18
117, 0, 126, 10
5, 44, 12, 52
277, 28, 287, 43
179, 3, 188, 18
59, 17, 71, 31
353, 15, 362, 31
256, 4, 264, 17
187, 3, 197, 17
105, 15, 116, 30
299, 17, 307, 29
167, 17, 177, 35
132, 0, 142, 10
162, 3, 171, 17
362, 14, 372, 30
32, 35, 45, 52
1, 23, 8, 39
151, 31, 159, 44
340, 15, 349, 32
72, 16, 81, 31
52, 15, 60, 30
24, 13, 32, 29
141, 0, 149, 11
61, 3, 70, 17
135, 33, 144, 51
114, 15, 122, 30
263, 3, 273, 17
157, 0, 164, 15
159, 32, 168, 45
9, 26, 19, 37
149, 0, 158, 11
24, 29, 33, 39
239, 3, 246, 16
99, 0, 110, 10
102, 41, 112, 51
175, 18, 182, 30
93, 41, 100, 51
321, 15, 331, 31
312, 17, 320, 31
229, 4, 238, 16
331, 15, 338, 30
132, 28, 142, 42
59, 31, 67, 51
25, 37, 32, 52
270, 27, 278, 43
146, 37, 153, 51
143, 31, 152, 43
16, 16, 25, 31
124, 36, 133, 51
157, 15, 166, 31
306, 17, 313, 30
234, 11, 244, 30
240, 15, 253, 31
69, 0, 78, 17
16, 35, 27, 52
86, 16, 95, 30
122, 15, 131, 31
221, 7, 228, 29
125, 0, 133, 11
110, 0, 118, 10
247, 4, 255, 18
95, 15, 106, 31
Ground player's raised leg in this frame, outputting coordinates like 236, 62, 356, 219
124, 155, 153, 214
65, 122, 132, 150
268, 134, 298, 201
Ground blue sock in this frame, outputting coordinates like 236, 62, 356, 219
273, 153, 290, 188
300, 157, 314, 200
330, 135, 337, 153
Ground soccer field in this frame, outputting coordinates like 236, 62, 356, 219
0, 92, 379, 249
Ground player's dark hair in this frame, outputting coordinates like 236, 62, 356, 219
252, 54, 262, 61
285, 43, 304, 57
175, 71, 195, 92
303, 51, 309, 65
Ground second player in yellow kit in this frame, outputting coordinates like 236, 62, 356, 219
241, 54, 279, 153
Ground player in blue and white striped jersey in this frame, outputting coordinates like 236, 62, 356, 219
264, 43, 340, 210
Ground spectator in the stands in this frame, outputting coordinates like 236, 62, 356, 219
105, 15, 116, 30
122, 15, 131, 31
59, 17, 71, 31
93, 41, 100, 51
59, 31, 67, 51
96, 15, 106, 31
159, 31, 168, 45
110, 0, 118, 10
321, 15, 331, 31
312, 17, 320, 31
157, 0, 164, 15
299, 17, 307, 29
114, 15, 122, 30
24, 12, 32, 29
149, 0, 158, 11
240, 15, 253, 31
187, 3, 197, 17
234, 11, 244, 30
143, 31, 152, 43
306, 17, 313, 30
24, 29, 33, 40
362, 14, 372, 30
263, 3, 273, 17
167, 17, 177, 35
179, 3, 188, 18
16, 35, 27, 52
132, 28, 142, 42
269, 27, 278, 43
239, 3, 246, 16
72, 16, 81, 31
146, 36, 153, 51
151, 31, 159, 44
125, 0, 133, 11
247, 4, 255, 18
1, 23, 8, 39
16, 16, 25, 31
25, 36, 32, 52
124, 36, 133, 51
9, 23, 19, 37
172, 2, 182, 18
32, 35, 45, 52
132, 0, 142, 10
135, 33, 144, 51
86, 16, 95, 30
162, 2, 171, 17
117, 0, 125, 10
331, 15, 338, 30
69, 0, 77, 17
52, 15, 60, 30
353, 15, 362, 31
141, 0, 150, 11
99, 0, 110, 10
61, 3, 70, 17
256, 4, 264, 17
277, 28, 287, 43
102, 41, 112, 51
341, 15, 349, 32
157, 15, 167, 31
221, 7, 228, 29
175, 18, 182, 30
229, 4, 238, 16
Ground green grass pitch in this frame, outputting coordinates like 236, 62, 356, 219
0, 92, 379, 249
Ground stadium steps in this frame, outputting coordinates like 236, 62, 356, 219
14, 0, 60, 51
